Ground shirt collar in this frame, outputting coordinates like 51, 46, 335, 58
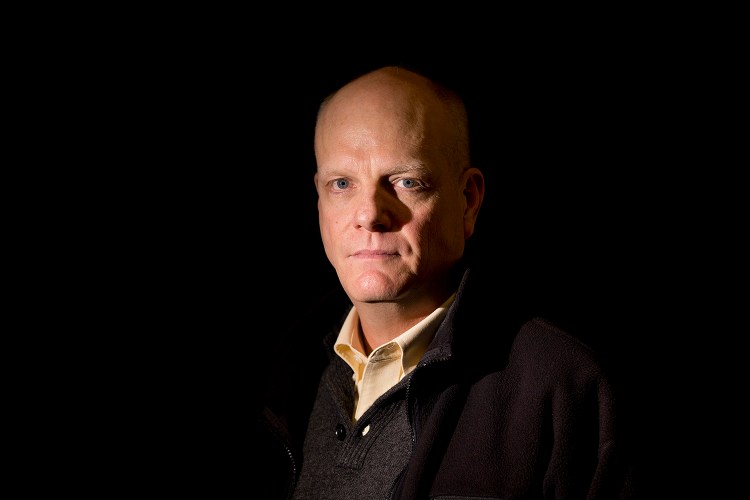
334, 293, 456, 377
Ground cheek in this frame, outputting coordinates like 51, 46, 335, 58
423, 205, 464, 252
319, 210, 343, 252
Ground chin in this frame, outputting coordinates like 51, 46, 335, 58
345, 272, 404, 303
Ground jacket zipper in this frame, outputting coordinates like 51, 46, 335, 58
390, 354, 450, 499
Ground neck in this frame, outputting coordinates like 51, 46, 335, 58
354, 293, 449, 355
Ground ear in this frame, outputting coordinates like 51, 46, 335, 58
461, 167, 485, 239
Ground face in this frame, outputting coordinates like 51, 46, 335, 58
314, 75, 481, 307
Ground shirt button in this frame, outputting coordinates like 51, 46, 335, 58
335, 423, 346, 440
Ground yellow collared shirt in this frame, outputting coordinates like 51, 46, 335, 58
334, 294, 456, 422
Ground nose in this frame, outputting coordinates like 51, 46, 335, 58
355, 185, 393, 231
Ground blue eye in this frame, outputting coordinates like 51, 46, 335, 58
398, 178, 419, 189
333, 179, 349, 190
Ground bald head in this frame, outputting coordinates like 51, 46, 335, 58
313, 65, 485, 321
315, 66, 470, 174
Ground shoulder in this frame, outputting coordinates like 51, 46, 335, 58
516, 317, 596, 355
511, 317, 607, 382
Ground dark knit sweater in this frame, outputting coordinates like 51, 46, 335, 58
258, 267, 635, 499
292, 361, 413, 499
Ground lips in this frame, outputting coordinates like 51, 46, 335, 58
352, 250, 399, 257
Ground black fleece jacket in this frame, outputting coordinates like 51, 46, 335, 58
256, 266, 636, 499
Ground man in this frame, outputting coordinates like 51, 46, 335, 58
257, 66, 634, 499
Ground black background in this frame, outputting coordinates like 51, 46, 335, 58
137, 51, 670, 490
59, 19, 721, 496
128, 48, 673, 378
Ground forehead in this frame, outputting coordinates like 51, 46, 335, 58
316, 89, 444, 163
315, 116, 445, 180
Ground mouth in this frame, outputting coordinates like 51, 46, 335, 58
352, 250, 399, 258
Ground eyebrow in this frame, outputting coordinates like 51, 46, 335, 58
319, 162, 431, 178
386, 162, 430, 176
